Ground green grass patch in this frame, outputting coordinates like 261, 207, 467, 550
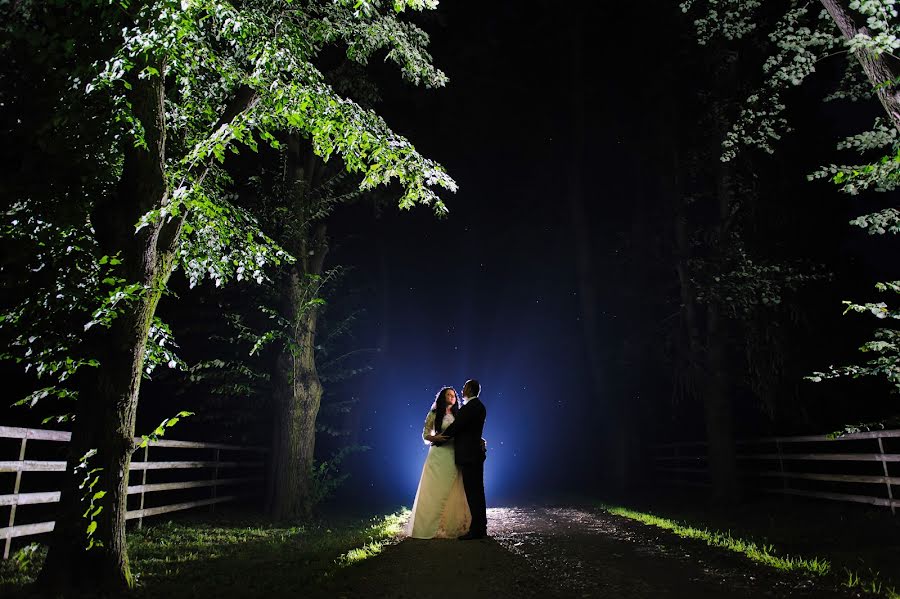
602, 503, 896, 598
0, 508, 410, 598
334, 509, 406, 567
603, 504, 829, 575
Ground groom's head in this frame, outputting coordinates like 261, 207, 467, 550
462, 379, 480, 400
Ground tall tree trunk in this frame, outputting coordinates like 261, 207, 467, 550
703, 300, 739, 502
671, 152, 738, 502
674, 205, 703, 376
703, 118, 741, 503
36, 60, 257, 592
820, 0, 900, 132
37, 56, 174, 594
269, 262, 325, 519
267, 135, 328, 520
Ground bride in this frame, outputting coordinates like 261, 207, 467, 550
405, 386, 472, 539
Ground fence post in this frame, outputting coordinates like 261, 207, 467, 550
137, 444, 149, 530
210, 448, 220, 513
4, 437, 27, 559
877, 435, 895, 516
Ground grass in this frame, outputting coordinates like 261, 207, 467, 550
0, 507, 410, 598
602, 503, 896, 599
334, 509, 407, 566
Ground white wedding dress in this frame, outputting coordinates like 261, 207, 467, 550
405, 411, 472, 539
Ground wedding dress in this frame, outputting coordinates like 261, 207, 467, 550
405, 411, 472, 539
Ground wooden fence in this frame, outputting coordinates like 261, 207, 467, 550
652, 429, 899, 514
0, 425, 267, 559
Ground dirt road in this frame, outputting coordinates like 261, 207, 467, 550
313, 506, 863, 599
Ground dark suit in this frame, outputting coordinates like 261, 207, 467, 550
441, 397, 487, 535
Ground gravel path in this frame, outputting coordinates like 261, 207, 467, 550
313, 505, 864, 599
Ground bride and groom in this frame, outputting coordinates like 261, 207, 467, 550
406, 379, 488, 540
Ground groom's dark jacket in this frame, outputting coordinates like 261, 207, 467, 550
441, 397, 486, 465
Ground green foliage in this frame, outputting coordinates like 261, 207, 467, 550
681, 0, 899, 212
807, 281, 900, 393
827, 414, 900, 437
682, 1, 900, 405
11, 544, 43, 576
810, 119, 900, 199
692, 233, 823, 316
1, 0, 455, 416
74, 449, 105, 551
681, 1, 898, 158
0, 197, 186, 412
138, 411, 196, 449
308, 444, 370, 508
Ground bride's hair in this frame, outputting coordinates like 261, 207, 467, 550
432, 386, 459, 434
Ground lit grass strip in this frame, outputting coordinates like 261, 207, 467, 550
335, 508, 408, 567
602, 505, 829, 574
602, 504, 898, 598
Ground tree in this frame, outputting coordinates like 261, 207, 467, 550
239, 135, 366, 519
681, 0, 899, 405
2, 0, 455, 593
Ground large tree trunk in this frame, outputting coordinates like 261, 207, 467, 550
36, 56, 174, 594
36, 55, 257, 592
670, 46, 741, 505
703, 300, 739, 502
703, 125, 741, 503
672, 159, 740, 501
267, 135, 328, 520
268, 263, 325, 519
820, 0, 900, 132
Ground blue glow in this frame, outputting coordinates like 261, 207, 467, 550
327, 197, 594, 511
334, 284, 591, 509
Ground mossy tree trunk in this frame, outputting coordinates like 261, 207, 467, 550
36, 55, 176, 594
36, 59, 257, 594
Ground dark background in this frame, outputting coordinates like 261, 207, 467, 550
319, 1, 897, 509
3, 1, 897, 512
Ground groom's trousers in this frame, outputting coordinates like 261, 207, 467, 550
460, 462, 487, 535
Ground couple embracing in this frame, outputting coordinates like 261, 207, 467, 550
406, 379, 488, 540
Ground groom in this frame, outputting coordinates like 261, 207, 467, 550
434, 379, 487, 539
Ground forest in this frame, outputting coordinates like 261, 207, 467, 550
0, 1, 898, 597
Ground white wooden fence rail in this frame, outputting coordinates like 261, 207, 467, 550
0, 425, 267, 559
652, 429, 900, 514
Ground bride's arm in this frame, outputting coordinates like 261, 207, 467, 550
421, 411, 438, 444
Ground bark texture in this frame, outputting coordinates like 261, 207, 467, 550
266, 135, 328, 520
36, 62, 257, 594
820, 0, 900, 132
37, 55, 174, 594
